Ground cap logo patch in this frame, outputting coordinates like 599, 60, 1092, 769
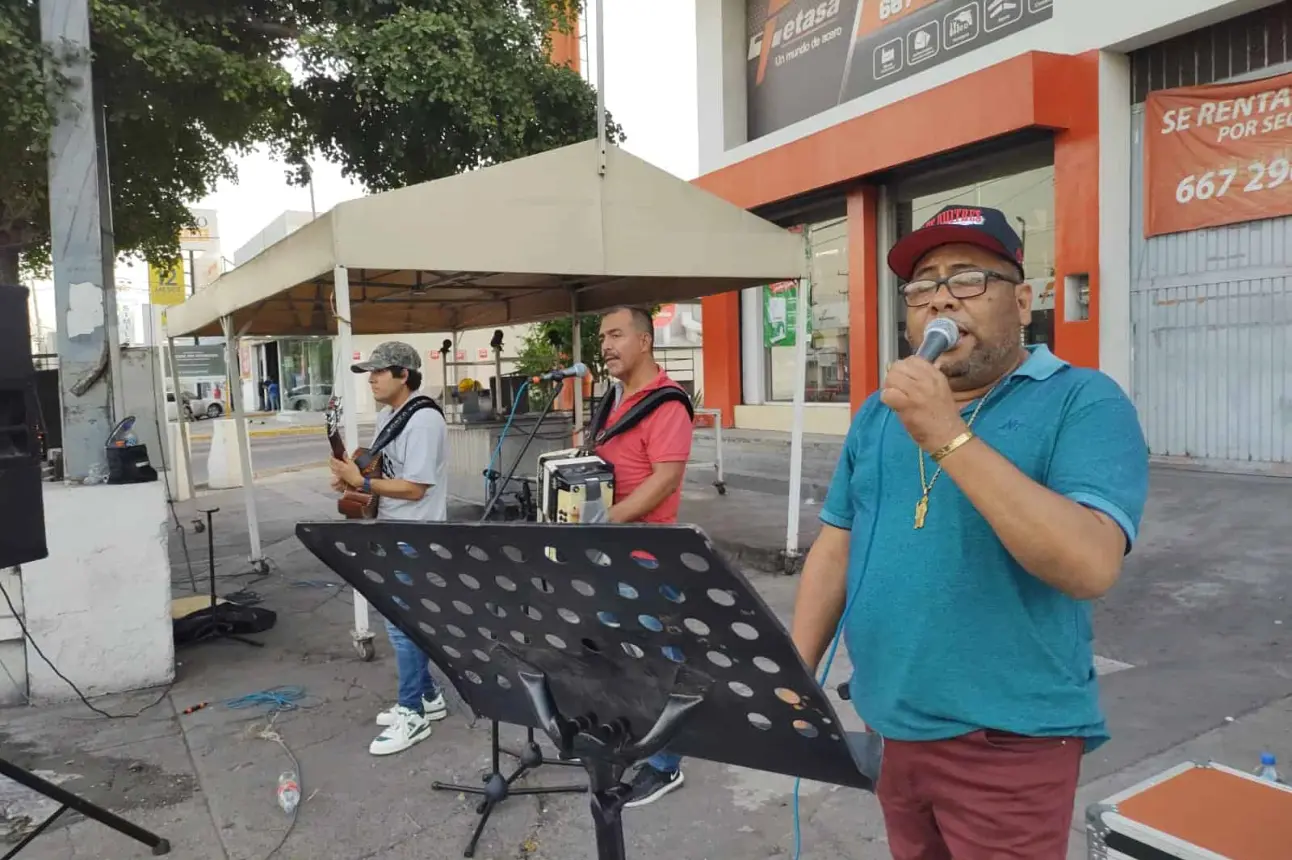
925, 207, 985, 227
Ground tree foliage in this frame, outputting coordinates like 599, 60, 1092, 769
0, 0, 623, 281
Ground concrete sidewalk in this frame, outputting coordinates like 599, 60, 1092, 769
4, 465, 1291, 859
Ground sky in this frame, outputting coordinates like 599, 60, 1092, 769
29, 0, 699, 340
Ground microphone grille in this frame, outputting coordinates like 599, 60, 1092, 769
927, 318, 960, 346
570, 362, 589, 377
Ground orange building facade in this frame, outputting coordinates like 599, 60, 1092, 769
687, 0, 1292, 469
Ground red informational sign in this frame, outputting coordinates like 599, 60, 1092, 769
1145, 71, 1292, 237
428, 350, 439, 361
455, 350, 465, 361
352, 351, 361, 360
477, 347, 489, 360
653, 304, 676, 327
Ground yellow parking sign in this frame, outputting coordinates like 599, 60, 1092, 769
148, 258, 186, 306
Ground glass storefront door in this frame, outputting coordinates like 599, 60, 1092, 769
277, 338, 336, 412
888, 143, 1057, 361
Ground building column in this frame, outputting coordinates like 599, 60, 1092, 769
847, 185, 881, 413
1098, 50, 1133, 393
1053, 51, 1102, 370
700, 291, 741, 427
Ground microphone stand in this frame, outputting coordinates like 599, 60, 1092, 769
480, 377, 571, 522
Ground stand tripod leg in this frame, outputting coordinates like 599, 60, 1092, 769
0, 759, 171, 856
430, 720, 587, 858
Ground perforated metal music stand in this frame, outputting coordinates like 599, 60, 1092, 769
294, 520, 878, 860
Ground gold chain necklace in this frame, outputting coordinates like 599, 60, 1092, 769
913, 383, 999, 529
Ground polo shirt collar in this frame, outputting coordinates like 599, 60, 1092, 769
1011, 344, 1068, 382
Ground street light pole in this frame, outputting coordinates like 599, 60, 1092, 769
40, 0, 115, 481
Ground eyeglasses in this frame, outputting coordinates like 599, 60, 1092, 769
900, 269, 1019, 307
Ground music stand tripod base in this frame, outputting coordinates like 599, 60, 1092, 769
295, 520, 877, 860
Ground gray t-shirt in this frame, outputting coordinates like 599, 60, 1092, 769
372, 402, 448, 522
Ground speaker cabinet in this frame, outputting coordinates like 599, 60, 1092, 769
0, 284, 47, 569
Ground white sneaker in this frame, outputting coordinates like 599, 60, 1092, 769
376, 693, 447, 727
369, 706, 432, 756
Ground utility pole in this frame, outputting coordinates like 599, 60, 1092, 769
40, 0, 115, 482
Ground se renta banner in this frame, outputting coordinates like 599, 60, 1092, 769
1145, 71, 1292, 237
745, 0, 1053, 141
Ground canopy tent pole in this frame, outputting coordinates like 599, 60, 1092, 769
571, 292, 584, 445
164, 336, 195, 501
221, 316, 266, 571
334, 266, 374, 657
785, 241, 812, 565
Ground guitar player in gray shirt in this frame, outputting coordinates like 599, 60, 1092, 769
331, 340, 449, 756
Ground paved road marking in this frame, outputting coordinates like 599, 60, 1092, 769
1094, 655, 1135, 676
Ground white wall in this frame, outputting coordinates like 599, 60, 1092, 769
696, 0, 1284, 174
21, 482, 174, 703
0, 567, 27, 706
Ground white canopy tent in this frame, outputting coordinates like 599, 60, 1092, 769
164, 139, 815, 657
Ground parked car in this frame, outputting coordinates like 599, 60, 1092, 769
286, 383, 333, 412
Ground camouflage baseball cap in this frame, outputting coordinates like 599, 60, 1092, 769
351, 341, 421, 374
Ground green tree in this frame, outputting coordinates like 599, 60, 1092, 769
0, 0, 622, 283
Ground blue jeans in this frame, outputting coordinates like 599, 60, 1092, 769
647, 750, 682, 773
386, 619, 441, 712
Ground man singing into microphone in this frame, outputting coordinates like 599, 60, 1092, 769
590, 306, 695, 808
791, 206, 1149, 858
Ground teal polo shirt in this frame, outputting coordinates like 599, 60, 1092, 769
821, 346, 1149, 749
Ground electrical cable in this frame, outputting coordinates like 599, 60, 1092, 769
482, 378, 530, 502
791, 409, 891, 860
0, 574, 172, 719
224, 686, 308, 713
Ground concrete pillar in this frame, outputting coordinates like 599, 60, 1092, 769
40, 0, 116, 481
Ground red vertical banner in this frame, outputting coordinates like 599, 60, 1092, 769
1145, 71, 1292, 237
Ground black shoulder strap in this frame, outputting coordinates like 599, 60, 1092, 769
357, 395, 443, 468
588, 385, 693, 450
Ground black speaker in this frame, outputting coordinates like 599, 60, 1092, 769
0, 284, 48, 569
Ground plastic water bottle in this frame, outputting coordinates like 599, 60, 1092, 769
1256, 753, 1280, 783
276, 771, 300, 813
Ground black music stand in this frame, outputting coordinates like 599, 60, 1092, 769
294, 520, 880, 860
0, 757, 170, 857
192, 507, 262, 648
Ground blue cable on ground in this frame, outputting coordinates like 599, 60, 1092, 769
792, 410, 891, 860
484, 379, 530, 501
224, 686, 308, 713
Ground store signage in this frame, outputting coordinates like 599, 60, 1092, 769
173, 345, 227, 379
746, 0, 1053, 140
477, 347, 489, 360
1144, 70, 1292, 237
762, 281, 812, 348
654, 304, 677, 327
455, 350, 466, 361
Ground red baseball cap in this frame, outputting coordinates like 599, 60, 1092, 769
887, 205, 1025, 281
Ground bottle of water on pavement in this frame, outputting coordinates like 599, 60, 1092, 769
1256, 753, 1280, 783
277, 771, 300, 813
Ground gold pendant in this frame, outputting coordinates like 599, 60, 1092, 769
914, 495, 928, 530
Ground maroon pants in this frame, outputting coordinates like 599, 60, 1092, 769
877, 730, 1082, 860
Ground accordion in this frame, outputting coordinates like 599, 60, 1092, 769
536, 449, 615, 524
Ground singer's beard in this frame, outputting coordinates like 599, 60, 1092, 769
939, 337, 1020, 390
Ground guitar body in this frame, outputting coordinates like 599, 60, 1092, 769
325, 396, 381, 520
337, 447, 381, 519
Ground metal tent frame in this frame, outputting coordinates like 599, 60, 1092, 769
163, 139, 816, 658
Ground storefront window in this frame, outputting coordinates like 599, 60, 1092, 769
894, 163, 1056, 357
277, 338, 335, 412
766, 216, 850, 402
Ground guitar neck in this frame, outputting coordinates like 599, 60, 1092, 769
327, 429, 347, 460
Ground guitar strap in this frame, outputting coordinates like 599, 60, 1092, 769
355, 395, 444, 471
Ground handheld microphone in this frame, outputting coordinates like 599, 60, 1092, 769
532, 362, 588, 383
915, 318, 960, 363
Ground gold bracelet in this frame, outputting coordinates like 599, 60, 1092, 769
931, 431, 975, 463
